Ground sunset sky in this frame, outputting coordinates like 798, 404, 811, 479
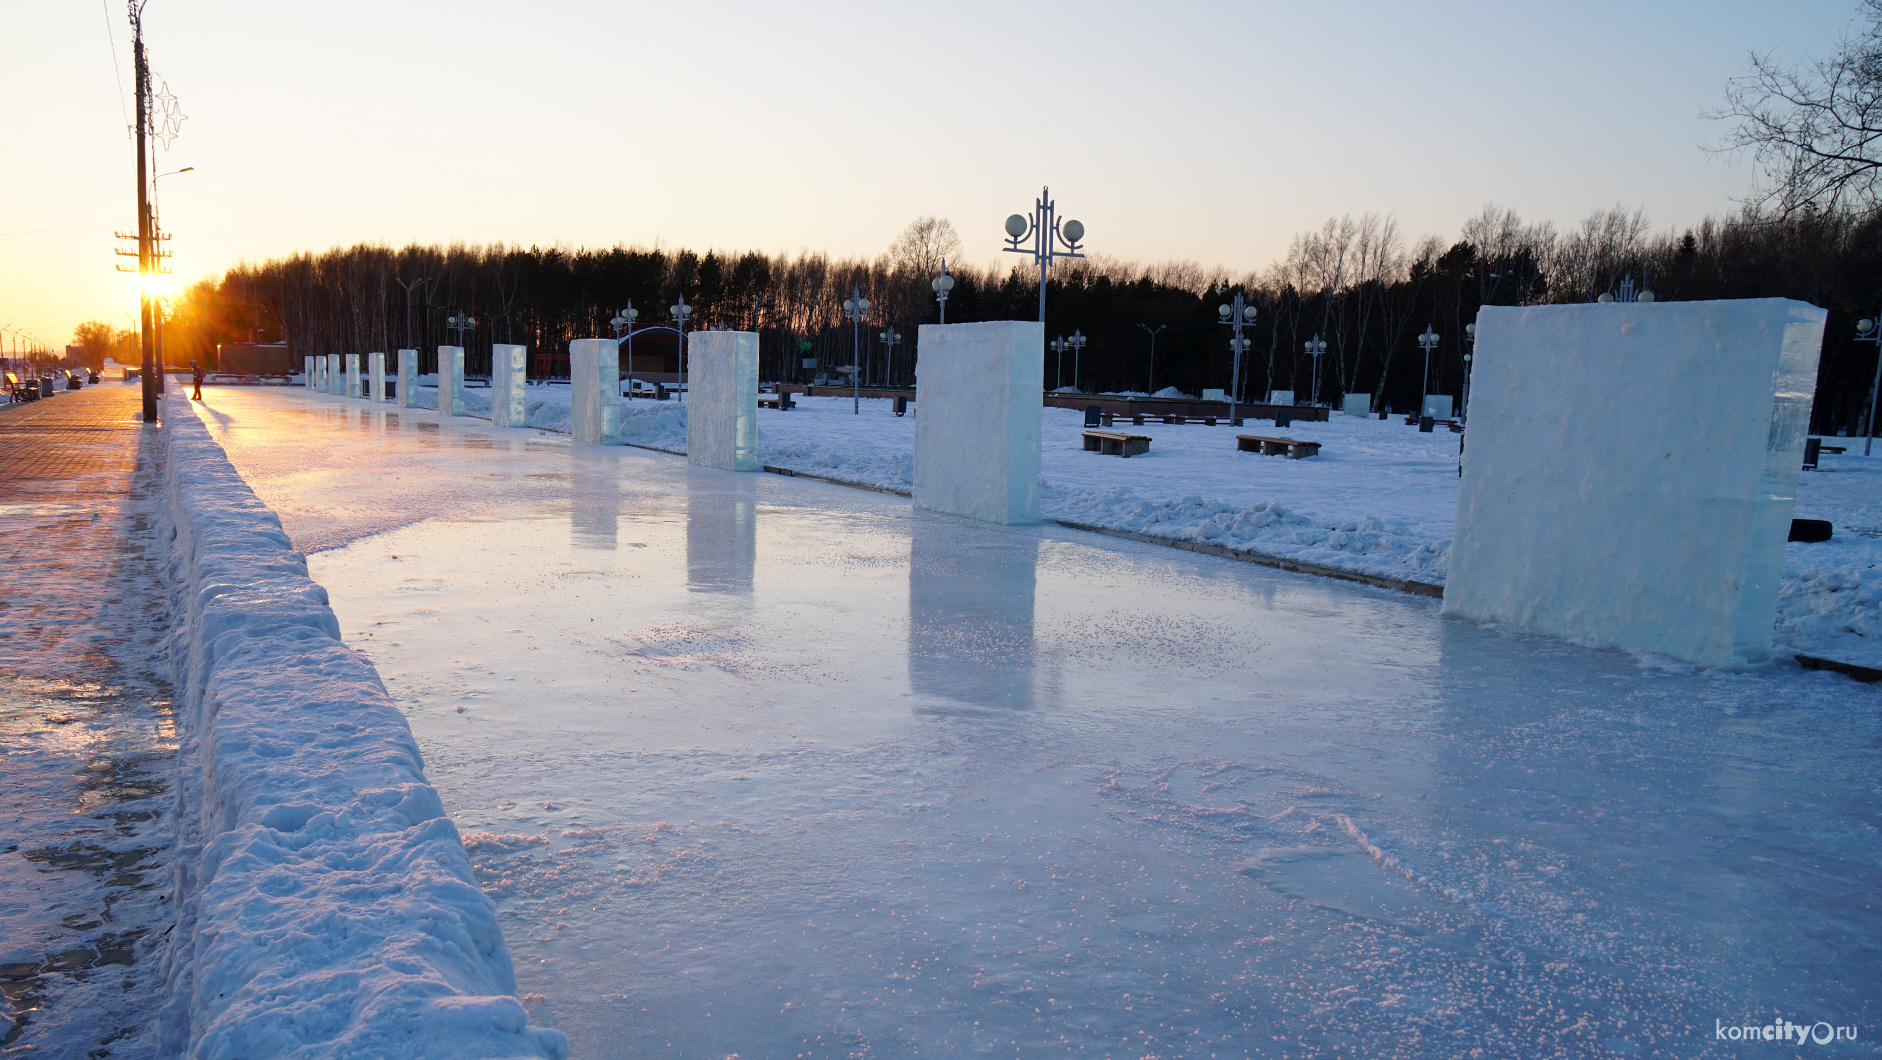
0, 0, 1862, 350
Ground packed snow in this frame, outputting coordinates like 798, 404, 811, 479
153, 394, 567, 1058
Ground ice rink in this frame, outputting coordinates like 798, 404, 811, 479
200, 388, 1879, 1059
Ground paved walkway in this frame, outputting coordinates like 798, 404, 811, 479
0, 384, 175, 1056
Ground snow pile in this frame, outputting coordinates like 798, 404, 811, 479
1151, 386, 1192, 399
155, 393, 568, 1059
1043, 484, 1449, 583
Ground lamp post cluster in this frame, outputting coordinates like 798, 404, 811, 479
878, 328, 903, 387
610, 303, 639, 398
1216, 288, 1258, 421
1303, 335, 1327, 408
1417, 326, 1440, 414
932, 260, 954, 324
671, 296, 691, 399
1048, 331, 1087, 392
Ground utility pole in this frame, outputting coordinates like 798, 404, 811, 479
132, 1, 156, 422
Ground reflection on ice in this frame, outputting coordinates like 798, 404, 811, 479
569, 454, 619, 551
908, 515, 1037, 712
686, 475, 756, 594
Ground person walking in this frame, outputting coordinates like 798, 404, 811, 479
190, 360, 205, 401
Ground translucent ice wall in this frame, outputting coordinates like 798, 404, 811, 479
913, 321, 1044, 524
303, 356, 314, 390
438, 345, 466, 416
397, 348, 419, 408
368, 351, 385, 402
490, 343, 527, 428
569, 338, 620, 445
1443, 299, 1825, 667
686, 331, 760, 471
326, 354, 341, 394
345, 353, 360, 398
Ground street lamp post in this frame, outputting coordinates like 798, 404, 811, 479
1050, 336, 1065, 390
1856, 317, 1882, 456
878, 328, 902, 388
932, 260, 955, 324
446, 312, 475, 349
1004, 186, 1085, 324
1417, 325, 1440, 415
1137, 323, 1166, 394
1462, 321, 1477, 425
1216, 288, 1258, 423
841, 287, 870, 414
1304, 334, 1328, 408
670, 295, 691, 400
610, 302, 639, 399
1067, 330, 1087, 393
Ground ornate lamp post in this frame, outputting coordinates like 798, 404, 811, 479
1417, 325, 1439, 414
1856, 317, 1882, 455
1004, 186, 1085, 323
1304, 334, 1328, 408
610, 302, 639, 399
670, 295, 691, 400
1137, 323, 1166, 394
1462, 321, 1477, 425
446, 312, 476, 360
1050, 336, 1066, 389
932, 260, 955, 324
1216, 288, 1258, 422
1067, 329, 1087, 393
841, 287, 870, 414
877, 328, 902, 388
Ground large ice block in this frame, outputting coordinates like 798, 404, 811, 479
437, 346, 466, 416
345, 353, 361, 398
1422, 394, 1453, 419
490, 343, 527, 428
1342, 393, 1371, 417
569, 339, 620, 445
368, 351, 385, 402
685, 331, 759, 471
304, 356, 315, 391
396, 349, 419, 408
1268, 390, 1293, 406
913, 321, 1043, 524
1443, 299, 1824, 667
326, 355, 341, 395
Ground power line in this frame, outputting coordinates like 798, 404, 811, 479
101, 0, 131, 135
0, 221, 133, 239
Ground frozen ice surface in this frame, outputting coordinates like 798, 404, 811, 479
491, 344, 527, 428
398, 348, 420, 408
195, 389, 1881, 1059
439, 345, 467, 416
1447, 300, 1825, 667
684, 331, 758, 471
569, 339, 619, 445
913, 320, 1043, 523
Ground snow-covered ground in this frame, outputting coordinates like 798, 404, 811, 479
189, 388, 1880, 1059
405, 383, 1879, 667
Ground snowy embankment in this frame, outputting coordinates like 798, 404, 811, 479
407, 385, 1878, 664
155, 393, 568, 1059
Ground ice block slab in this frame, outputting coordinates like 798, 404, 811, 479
397, 348, 419, 408
569, 339, 620, 445
490, 343, 527, 428
368, 351, 385, 402
1268, 390, 1293, 406
326, 354, 341, 395
1422, 394, 1452, 418
686, 331, 759, 471
304, 356, 315, 391
1443, 299, 1824, 667
913, 321, 1043, 524
1342, 393, 1371, 417
345, 353, 361, 398
438, 346, 466, 416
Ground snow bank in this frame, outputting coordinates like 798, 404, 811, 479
155, 392, 568, 1059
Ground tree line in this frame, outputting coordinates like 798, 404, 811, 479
150, 204, 1882, 433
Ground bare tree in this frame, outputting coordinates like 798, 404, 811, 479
1717, 2, 1882, 214
887, 217, 963, 278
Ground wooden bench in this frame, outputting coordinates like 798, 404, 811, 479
1082, 430, 1151, 457
1100, 412, 1232, 428
1237, 434, 1321, 459
5, 372, 37, 403
758, 395, 793, 410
